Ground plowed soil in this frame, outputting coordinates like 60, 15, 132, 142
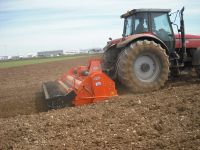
0, 55, 200, 150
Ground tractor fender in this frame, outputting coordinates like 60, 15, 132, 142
103, 43, 117, 52
192, 48, 200, 66
116, 34, 169, 54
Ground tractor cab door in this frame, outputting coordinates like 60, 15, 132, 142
151, 13, 175, 53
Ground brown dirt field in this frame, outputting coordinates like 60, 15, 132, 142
0, 55, 200, 149
0, 55, 100, 118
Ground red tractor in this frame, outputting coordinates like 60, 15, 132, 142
43, 7, 200, 109
102, 7, 200, 92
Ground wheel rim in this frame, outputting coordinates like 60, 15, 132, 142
133, 53, 161, 82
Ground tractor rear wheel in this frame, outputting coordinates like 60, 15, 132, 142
117, 40, 169, 92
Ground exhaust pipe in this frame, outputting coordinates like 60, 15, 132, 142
179, 7, 187, 62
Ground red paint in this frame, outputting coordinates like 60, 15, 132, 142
109, 38, 122, 45
109, 33, 155, 45
108, 33, 200, 49
175, 34, 200, 49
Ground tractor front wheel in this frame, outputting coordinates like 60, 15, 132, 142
117, 40, 169, 92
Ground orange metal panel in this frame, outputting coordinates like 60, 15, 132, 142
58, 59, 118, 107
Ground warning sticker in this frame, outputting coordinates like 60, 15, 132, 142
95, 82, 102, 86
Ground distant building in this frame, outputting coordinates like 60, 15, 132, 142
37, 50, 63, 57
11, 56, 20, 60
64, 50, 79, 55
0, 56, 8, 60
88, 48, 103, 54
79, 48, 103, 54
25, 53, 37, 58
79, 49, 88, 54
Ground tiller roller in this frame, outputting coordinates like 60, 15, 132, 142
42, 59, 117, 109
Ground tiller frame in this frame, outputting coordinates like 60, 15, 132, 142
43, 59, 117, 109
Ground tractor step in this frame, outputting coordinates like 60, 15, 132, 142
42, 81, 76, 109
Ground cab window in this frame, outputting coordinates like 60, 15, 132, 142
124, 16, 133, 36
123, 13, 148, 36
151, 13, 172, 35
151, 13, 174, 52
133, 13, 148, 34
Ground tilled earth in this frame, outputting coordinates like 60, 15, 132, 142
0, 55, 200, 149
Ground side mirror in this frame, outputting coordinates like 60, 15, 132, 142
109, 37, 112, 41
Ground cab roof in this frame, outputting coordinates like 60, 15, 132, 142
121, 9, 171, 18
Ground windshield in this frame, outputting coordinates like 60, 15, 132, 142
123, 13, 148, 36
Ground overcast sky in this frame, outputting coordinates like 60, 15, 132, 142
0, 0, 200, 56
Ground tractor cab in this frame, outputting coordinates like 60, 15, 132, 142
121, 9, 175, 52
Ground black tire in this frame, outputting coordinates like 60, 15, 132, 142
101, 47, 120, 79
195, 66, 200, 78
170, 68, 180, 78
117, 40, 169, 92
